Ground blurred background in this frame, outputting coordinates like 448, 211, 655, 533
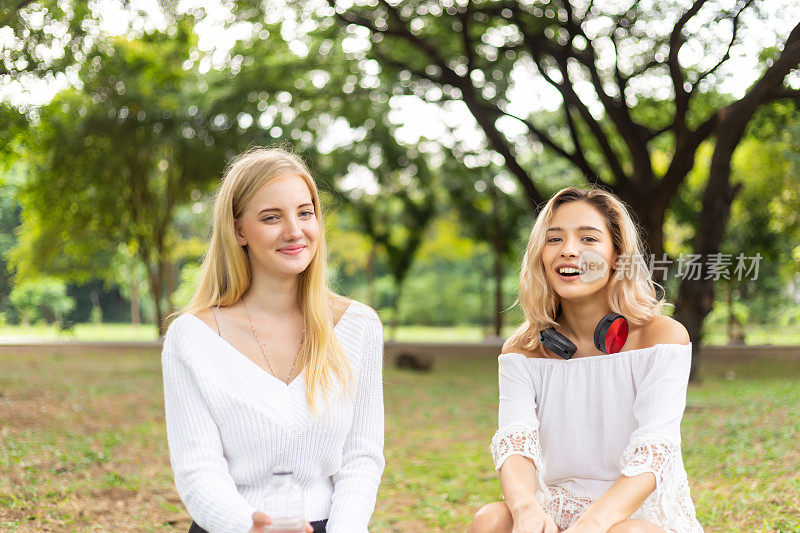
2, 1, 800, 530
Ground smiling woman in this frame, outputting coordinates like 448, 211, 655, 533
470, 187, 701, 533
161, 147, 384, 533
234, 175, 320, 282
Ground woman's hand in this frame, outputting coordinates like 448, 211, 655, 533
510, 503, 559, 533
563, 516, 605, 533
562, 525, 593, 533
249, 511, 314, 533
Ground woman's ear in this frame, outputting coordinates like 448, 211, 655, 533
234, 219, 247, 246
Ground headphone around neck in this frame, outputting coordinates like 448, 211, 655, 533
537, 309, 629, 360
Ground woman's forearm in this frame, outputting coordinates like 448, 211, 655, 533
573, 472, 656, 530
499, 455, 545, 518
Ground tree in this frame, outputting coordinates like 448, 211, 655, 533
11, 18, 234, 334
9, 276, 75, 326
326, 134, 440, 337
0, 164, 23, 320
442, 160, 531, 336
206, 6, 445, 333
320, 1, 800, 376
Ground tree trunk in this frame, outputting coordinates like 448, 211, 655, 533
493, 243, 503, 338
616, 188, 668, 282
488, 180, 504, 337
675, 125, 744, 380
726, 282, 745, 345
388, 279, 403, 341
141, 253, 165, 337
90, 290, 102, 324
164, 258, 176, 316
130, 282, 140, 325
676, 22, 800, 379
366, 242, 377, 308
151, 273, 165, 337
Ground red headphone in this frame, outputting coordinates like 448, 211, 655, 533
537, 310, 628, 359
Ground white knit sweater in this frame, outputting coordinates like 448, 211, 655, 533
161, 301, 385, 533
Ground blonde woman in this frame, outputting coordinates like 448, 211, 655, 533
470, 188, 702, 533
161, 147, 384, 533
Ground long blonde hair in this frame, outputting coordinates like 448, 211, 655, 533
182, 146, 352, 406
507, 187, 667, 355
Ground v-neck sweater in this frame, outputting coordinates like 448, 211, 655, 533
161, 301, 384, 533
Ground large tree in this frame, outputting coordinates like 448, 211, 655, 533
204, 6, 445, 333
12, 18, 235, 334
316, 0, 800, 375
442, 160, 531, 336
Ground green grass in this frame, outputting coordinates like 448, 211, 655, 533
701, 322, 800, 346
0, 322, 160, 342
2, 321, 800, 345
1, 348, 799, 531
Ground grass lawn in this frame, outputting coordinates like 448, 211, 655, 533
1, 348, 798, 531
3, 321, 800, 345
0, 323, 160, 342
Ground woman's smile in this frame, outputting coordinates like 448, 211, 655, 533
278, 244, 307, 255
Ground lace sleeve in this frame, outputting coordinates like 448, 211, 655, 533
619, 435, 679, 485
621, 436, 703, 532
489, 420, 541, 468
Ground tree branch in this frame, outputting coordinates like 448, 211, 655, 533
509, 12, 630, 186
668, 0, 708, 133
462, 96, 544, 205
328, 1, 440, 68
690, 0, 753, 94
562, 7, 653, 183
459, 1, 475, 73
561, 103, 608, 188
764, 88, 800, 102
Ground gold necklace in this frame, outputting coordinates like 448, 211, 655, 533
241, 300, 303, 383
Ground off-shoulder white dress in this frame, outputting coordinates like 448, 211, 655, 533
490, 343, 703, 532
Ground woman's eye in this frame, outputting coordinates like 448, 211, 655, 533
583, 236, 598, 243
261, 216, 278, 223
299, 210, 315, 218
547, 237, 561, 243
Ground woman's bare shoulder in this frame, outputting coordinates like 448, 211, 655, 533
330, 295, 354, 326
501, 338, 544, 358
190, 308, 219, 334
640, 315, 690, 347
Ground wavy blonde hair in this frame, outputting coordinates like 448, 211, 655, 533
507, 187, 667, 356
181, 146, 351, 407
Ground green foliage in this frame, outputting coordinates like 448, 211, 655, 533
9, 16, 242, 326
8, 276, 75, 324
171, 261, 201, 311
0, 0, 95, 78
5, 1, 798, 338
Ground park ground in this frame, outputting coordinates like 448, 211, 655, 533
1, 347, 799, 532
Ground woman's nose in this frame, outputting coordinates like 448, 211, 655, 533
283, 218, 302, 240
560, 237, 579, 257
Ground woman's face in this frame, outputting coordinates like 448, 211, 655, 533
541, 200, 618, 301
235, 174, 320, 280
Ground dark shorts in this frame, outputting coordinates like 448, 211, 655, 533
189, 519, 327, 533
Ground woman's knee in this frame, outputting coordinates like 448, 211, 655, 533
470, 502, 513, 533
607, 519, 666, 533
